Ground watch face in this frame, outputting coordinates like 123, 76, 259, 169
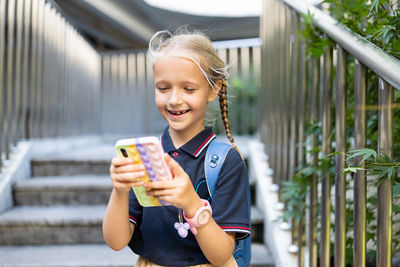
197, 210, 211, 225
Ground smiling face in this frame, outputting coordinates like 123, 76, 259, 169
154, 55, 219, 142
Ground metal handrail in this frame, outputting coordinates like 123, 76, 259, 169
260, 0, 399, 266
283, 0, 400, 91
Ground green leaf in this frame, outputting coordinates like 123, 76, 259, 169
369, 0, 380, 15
343, 166, 365, 174
346, 148, 377, 164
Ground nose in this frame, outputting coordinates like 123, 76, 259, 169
168, 88, 183, 106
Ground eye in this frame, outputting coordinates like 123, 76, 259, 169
184, 87, 195, 92
157, 86, 169, 92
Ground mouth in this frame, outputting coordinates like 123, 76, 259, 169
168, 109, 190, 116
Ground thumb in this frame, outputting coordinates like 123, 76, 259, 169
164, 153, 185, 177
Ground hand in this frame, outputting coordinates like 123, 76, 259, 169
143, 154, 203, 214
109, 157, 146, 193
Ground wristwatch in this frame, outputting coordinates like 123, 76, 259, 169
183, 199, 212, 235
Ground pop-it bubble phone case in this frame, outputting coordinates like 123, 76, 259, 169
115, 136, 172, 207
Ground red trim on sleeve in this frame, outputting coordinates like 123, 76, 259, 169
221, 226, 250, 231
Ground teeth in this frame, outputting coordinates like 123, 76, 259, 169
170, 110, 187, 115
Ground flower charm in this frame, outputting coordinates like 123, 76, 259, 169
174, 222, 190, 238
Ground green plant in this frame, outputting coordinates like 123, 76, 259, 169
323, 0, 400, 59
280, 1, 400, 265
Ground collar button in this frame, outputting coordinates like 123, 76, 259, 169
172, 152, 179, 158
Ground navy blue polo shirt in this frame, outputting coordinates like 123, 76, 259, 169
128, 127, 250, 266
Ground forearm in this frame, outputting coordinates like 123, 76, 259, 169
102, 189, 134, 251
195, 219, 235, 265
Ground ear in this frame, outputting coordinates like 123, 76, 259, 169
208, 80, 222, 103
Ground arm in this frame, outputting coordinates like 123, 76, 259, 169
144, 154, 236, 265
102, 157, 145, 251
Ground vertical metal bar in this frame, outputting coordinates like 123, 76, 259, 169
353, 59, 367, 267
0, 0, 7, 168
297, 34, 307, 267
4, 0, 16, 158
289, 9, 299, 252
136, 52, 146, 135
64, 24, 71, 135
28, 0, 37, 138
268, 0, 277, 185
377, 78, 393, 267
41, 2, 51, 138
274, 0, 283, 190
320, 43, 333, 267
283, 3, 291, 187
272, 0, 281, 186
335, 45, 347, 267
145, 52, 154, 134
110, 54, 119, 133
127, 53, 138, 134
35, 0, 44, 138
260, 0, 270, 156
240, 46, 250, 135
229, 47, 239, 135
101, 55, 111, 135
280, 1, 289, 188
308, 57, 320, 267
252, 45, 261, 136
58, 16, 67, 136
21, 0, 32, 140
289, 9, 299, 202
118, 54, 127, 133
13, 0, 24, 144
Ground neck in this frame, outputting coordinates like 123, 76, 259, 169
168, 126, 205, 148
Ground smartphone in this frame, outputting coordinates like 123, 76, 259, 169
114, 136, 172, 207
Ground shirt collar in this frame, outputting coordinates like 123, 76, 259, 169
161, 127, 216, 158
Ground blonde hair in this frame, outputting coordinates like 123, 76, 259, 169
147, 27, 239, 150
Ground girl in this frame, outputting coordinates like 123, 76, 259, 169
103, 28, 250, 267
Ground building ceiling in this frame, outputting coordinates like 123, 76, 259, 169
52, 0, 260, 51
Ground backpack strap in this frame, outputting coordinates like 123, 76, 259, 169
204, 138, 232, 199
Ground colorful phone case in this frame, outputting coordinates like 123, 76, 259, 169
114, 136, 172, 207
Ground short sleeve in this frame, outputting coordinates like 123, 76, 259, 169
129, 189, 143, 225
211, 148, 251, 240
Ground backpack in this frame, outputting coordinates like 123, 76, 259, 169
204, 138, 252, 267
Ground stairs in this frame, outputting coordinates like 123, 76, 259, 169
0, 141, 274, 267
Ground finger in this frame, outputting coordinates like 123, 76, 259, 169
144, 180, 175, 190
114, 164, 145, 174
164, 154, 186, 177
146, 188, 175, 198
111, 157, 133, 167
112, 171, 146, 183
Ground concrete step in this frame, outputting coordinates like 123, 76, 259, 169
31, 143, 115, 177
0, 204, 263, 246
31, 159, 110, 177
13, 176, 112, 206
0, 243, 274, 267
0, 205, 105, 245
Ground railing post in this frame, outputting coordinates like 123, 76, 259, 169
0, 0, 7, 168
12, 0, 24, 144
21, 0, 32, 140
309, 56, 320, 267
4, 0, 16, 159
297, 36, 307, 267
289, 9, 299, 254
377, 78, 393, 267
335, 45, 347, 267
320, 43, 333, 267
353, 59, 367, 267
